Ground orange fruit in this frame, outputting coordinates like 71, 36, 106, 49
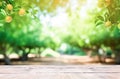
105, 21, 112, 27
6, 4, 13, 11
18, 8, 26, 16
105, 0, 111, 2
118, 23, 120, 29
105, 0, 111, 6
5, 16, 12, 23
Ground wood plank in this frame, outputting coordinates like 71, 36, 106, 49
0, 65, 120, 79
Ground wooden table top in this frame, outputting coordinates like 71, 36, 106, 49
0, 65, 120, 79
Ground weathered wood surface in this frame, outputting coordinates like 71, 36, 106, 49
0, 65, 120, 79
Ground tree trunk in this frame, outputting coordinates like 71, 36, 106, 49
20, 52, 29, 61
20, 48, 31, 61
115, 52, 120, 64
3, 53, 11, 65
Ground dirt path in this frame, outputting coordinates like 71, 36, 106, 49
0, 54, 114, 65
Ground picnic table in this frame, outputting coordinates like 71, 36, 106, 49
0, 65, 120, 79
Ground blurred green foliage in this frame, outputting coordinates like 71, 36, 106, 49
1, 0, 120, 64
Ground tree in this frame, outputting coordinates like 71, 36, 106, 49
0, 0, 41, 64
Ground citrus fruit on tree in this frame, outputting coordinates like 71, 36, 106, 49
105, 0, 111, 7
118, 23, 120, 29
18, 8, 26, 16
105, 21, 112, 27
6, 4, 13, 11
5, 16, 12, 23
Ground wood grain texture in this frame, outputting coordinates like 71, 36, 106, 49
0, 65, 120, 79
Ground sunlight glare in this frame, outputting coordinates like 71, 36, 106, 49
80, 0, 98, 19
50, 12, 69, 27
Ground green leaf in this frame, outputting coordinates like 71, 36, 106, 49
95, 20, 104, 26
97, 16, 104, 21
